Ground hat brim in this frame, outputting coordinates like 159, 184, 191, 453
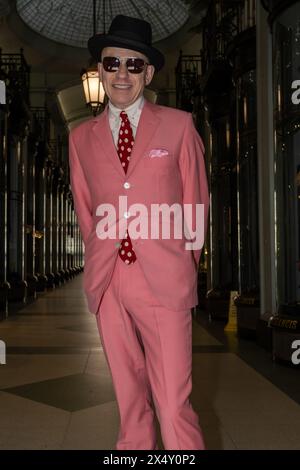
88, 34, 165, 71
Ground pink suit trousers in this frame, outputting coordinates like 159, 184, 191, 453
95, 255, 205, 450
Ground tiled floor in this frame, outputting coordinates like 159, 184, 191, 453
0, 275, 299, 450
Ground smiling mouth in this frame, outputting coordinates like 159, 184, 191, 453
113, 84, 132, 89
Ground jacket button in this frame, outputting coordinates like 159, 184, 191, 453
124, 182, 130, 189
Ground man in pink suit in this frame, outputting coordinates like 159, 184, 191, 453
69, 15, 209, 450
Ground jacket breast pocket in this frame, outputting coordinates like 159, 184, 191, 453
143, 154, 174, 171
140, 154, 179, 205
158, 161, 182, 205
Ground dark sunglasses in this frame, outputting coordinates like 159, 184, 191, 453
102, 56, 148, 74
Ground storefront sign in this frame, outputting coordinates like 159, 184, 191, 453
270, 316, 299, 331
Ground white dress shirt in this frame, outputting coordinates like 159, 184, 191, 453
108, 95, 145, 147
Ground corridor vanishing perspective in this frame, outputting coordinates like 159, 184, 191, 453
0, 274, 300, 450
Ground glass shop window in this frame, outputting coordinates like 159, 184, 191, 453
273, 2, 300, 305
237, 70, 259, 293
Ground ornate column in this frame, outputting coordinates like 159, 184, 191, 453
60, 184, 69, 280
52, 164, 64, 286
0, 91, 10, 319
25, 129, 39, 299
197, 0, 239, 320
255, 0, 276, 350
65, 189, 73, 279
35, 141, 48, 291
44, 157, 55, 288
7, 110, 30, 304
228, 25, 260, 337
1, 49, 31, 307
56, 179, 65, 284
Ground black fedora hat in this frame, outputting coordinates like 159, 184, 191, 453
88, 14, 165, 71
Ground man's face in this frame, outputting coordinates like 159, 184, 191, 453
98, 46, 155, 109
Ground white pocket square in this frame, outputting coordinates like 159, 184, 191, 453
148, 149, 169, 158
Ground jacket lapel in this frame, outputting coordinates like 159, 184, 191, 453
91, 105, 125, 178
91, 100, 161, 178
126, 100, 161, 178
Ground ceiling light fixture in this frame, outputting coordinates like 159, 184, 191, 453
81, 0, 105, 116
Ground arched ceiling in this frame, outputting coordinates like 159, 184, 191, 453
0, 0, 208, 74
16, 0, 189, 48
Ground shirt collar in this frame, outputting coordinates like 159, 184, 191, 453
109, 95, 145, 127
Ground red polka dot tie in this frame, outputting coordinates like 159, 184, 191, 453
117, 111, 137, 265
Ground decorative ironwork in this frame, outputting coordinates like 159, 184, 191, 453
200, 0, 256, 75
0, 48, 30, 103
30, 107, 51, 141
176, 51, 201, 110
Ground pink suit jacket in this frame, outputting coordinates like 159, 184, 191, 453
69, 99, 210, 315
